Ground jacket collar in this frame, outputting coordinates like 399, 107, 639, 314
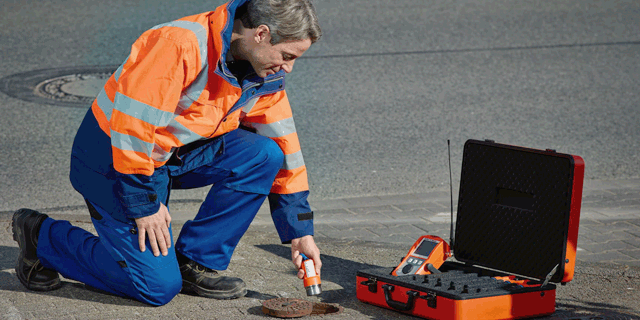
215, 0, 248, 87
213, 0, 286, 88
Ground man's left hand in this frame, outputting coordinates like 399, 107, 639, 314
291, 235, 321, 279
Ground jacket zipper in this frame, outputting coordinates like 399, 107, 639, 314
230, 74, 283, 114
207, 70, 283, 138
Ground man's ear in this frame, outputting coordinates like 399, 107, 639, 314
254, 24, 271, 44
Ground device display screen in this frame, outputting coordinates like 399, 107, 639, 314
413, 238, 439, 258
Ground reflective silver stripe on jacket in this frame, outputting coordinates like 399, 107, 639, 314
113, 55, 128, 82
283, 151, 305, 170
242, 118, 296, 138
100, 20, 211, 162
110, 130, 173, 162
165, 118, 204, 145
114, 92, 175, 127
242, 97, 259, 114
110, 130, 154, 156
242, 116, 305, 170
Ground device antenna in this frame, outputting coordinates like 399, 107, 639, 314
448, 140, 455, 249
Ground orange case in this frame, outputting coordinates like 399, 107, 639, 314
357, 140, 585, 319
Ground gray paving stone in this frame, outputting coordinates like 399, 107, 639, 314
626, 225, 640, 238
579, 210, 612, 220
576, 236, 596, 248
383, 218, 429, 226
586, 200, 640, 209
580, 210, 611, 221
625, 229, 640, 238
320, 221, 384, 230
605, 188, 640, 196
375, 193, 425, 203
383, 210, 435, 220
577, 251, 635, 262
312, 230, 330, 239
582, 197, 614, 205
627, 219, 640, 227
366, 224, 427, 237
393, 202, 447, 212
374, 235, 420, 245
578, 231, 629, 243
347, 205, 401, 214
577, 218, 604, 226
609, 260, 640, 267
598, 206, 640, 217
583, 189, 635, 199
583, 180, 626, 191
417, 190, 451, 200
314, 208, 352, 216
342, 197, 389, 208
581, 189, 615, 197
578, 240, 639, 253
616, 199, 640, 207
622, 237, 640, 249
433, 200, 456, 210
611, 179, 640, 189
342, 213, 395, 223
583, 221, 636, 234
308, 199, 351, 211
319, 228, 380, 240
625, 250, 640, 260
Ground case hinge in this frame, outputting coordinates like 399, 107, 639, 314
360, 277, 378, 293
541, 264, 559, 288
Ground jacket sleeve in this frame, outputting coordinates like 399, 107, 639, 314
241, 90, 314, 243
110, 32, 200, 219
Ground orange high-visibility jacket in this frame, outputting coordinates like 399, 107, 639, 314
85, 0, 312, 241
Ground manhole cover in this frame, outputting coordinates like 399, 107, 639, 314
0, 66, 118, 108
263, 298, 313, 318
262, 298, 344, 318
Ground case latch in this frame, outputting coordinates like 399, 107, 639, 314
360, 277, 378, 293
419, 291, 438, 308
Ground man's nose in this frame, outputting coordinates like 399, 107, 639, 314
282, 60, 295, 73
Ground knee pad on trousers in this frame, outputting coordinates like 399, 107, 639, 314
138, 267, 182, 306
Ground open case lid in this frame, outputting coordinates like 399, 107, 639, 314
453, 139, 584, 283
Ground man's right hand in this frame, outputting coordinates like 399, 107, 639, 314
134, 203, 172, 257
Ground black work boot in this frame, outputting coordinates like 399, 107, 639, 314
177, 252, 247, 299
12, 208, 62, 291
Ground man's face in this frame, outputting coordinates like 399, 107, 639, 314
242, 26, 312, 78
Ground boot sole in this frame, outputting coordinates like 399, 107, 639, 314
12, 210, 62, 291
182, 279, 247, 300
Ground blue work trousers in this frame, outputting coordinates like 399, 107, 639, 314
36, 128, 284, 306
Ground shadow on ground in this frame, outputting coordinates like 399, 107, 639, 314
255, 241, 640, 320
0, 270, 147, 307
0, 245, 147, 307
1, 245, 19, 270
254, 240, 434, 319
551, 301, 640, 319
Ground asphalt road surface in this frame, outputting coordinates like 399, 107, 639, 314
1, 0, 639, 211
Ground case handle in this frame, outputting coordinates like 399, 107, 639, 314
381, 284, 419, 311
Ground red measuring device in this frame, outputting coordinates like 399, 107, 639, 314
391, 235, 451, 276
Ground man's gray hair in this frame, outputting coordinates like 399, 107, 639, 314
238, 0, 322, 44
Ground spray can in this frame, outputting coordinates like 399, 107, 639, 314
300, 253, 321, 296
